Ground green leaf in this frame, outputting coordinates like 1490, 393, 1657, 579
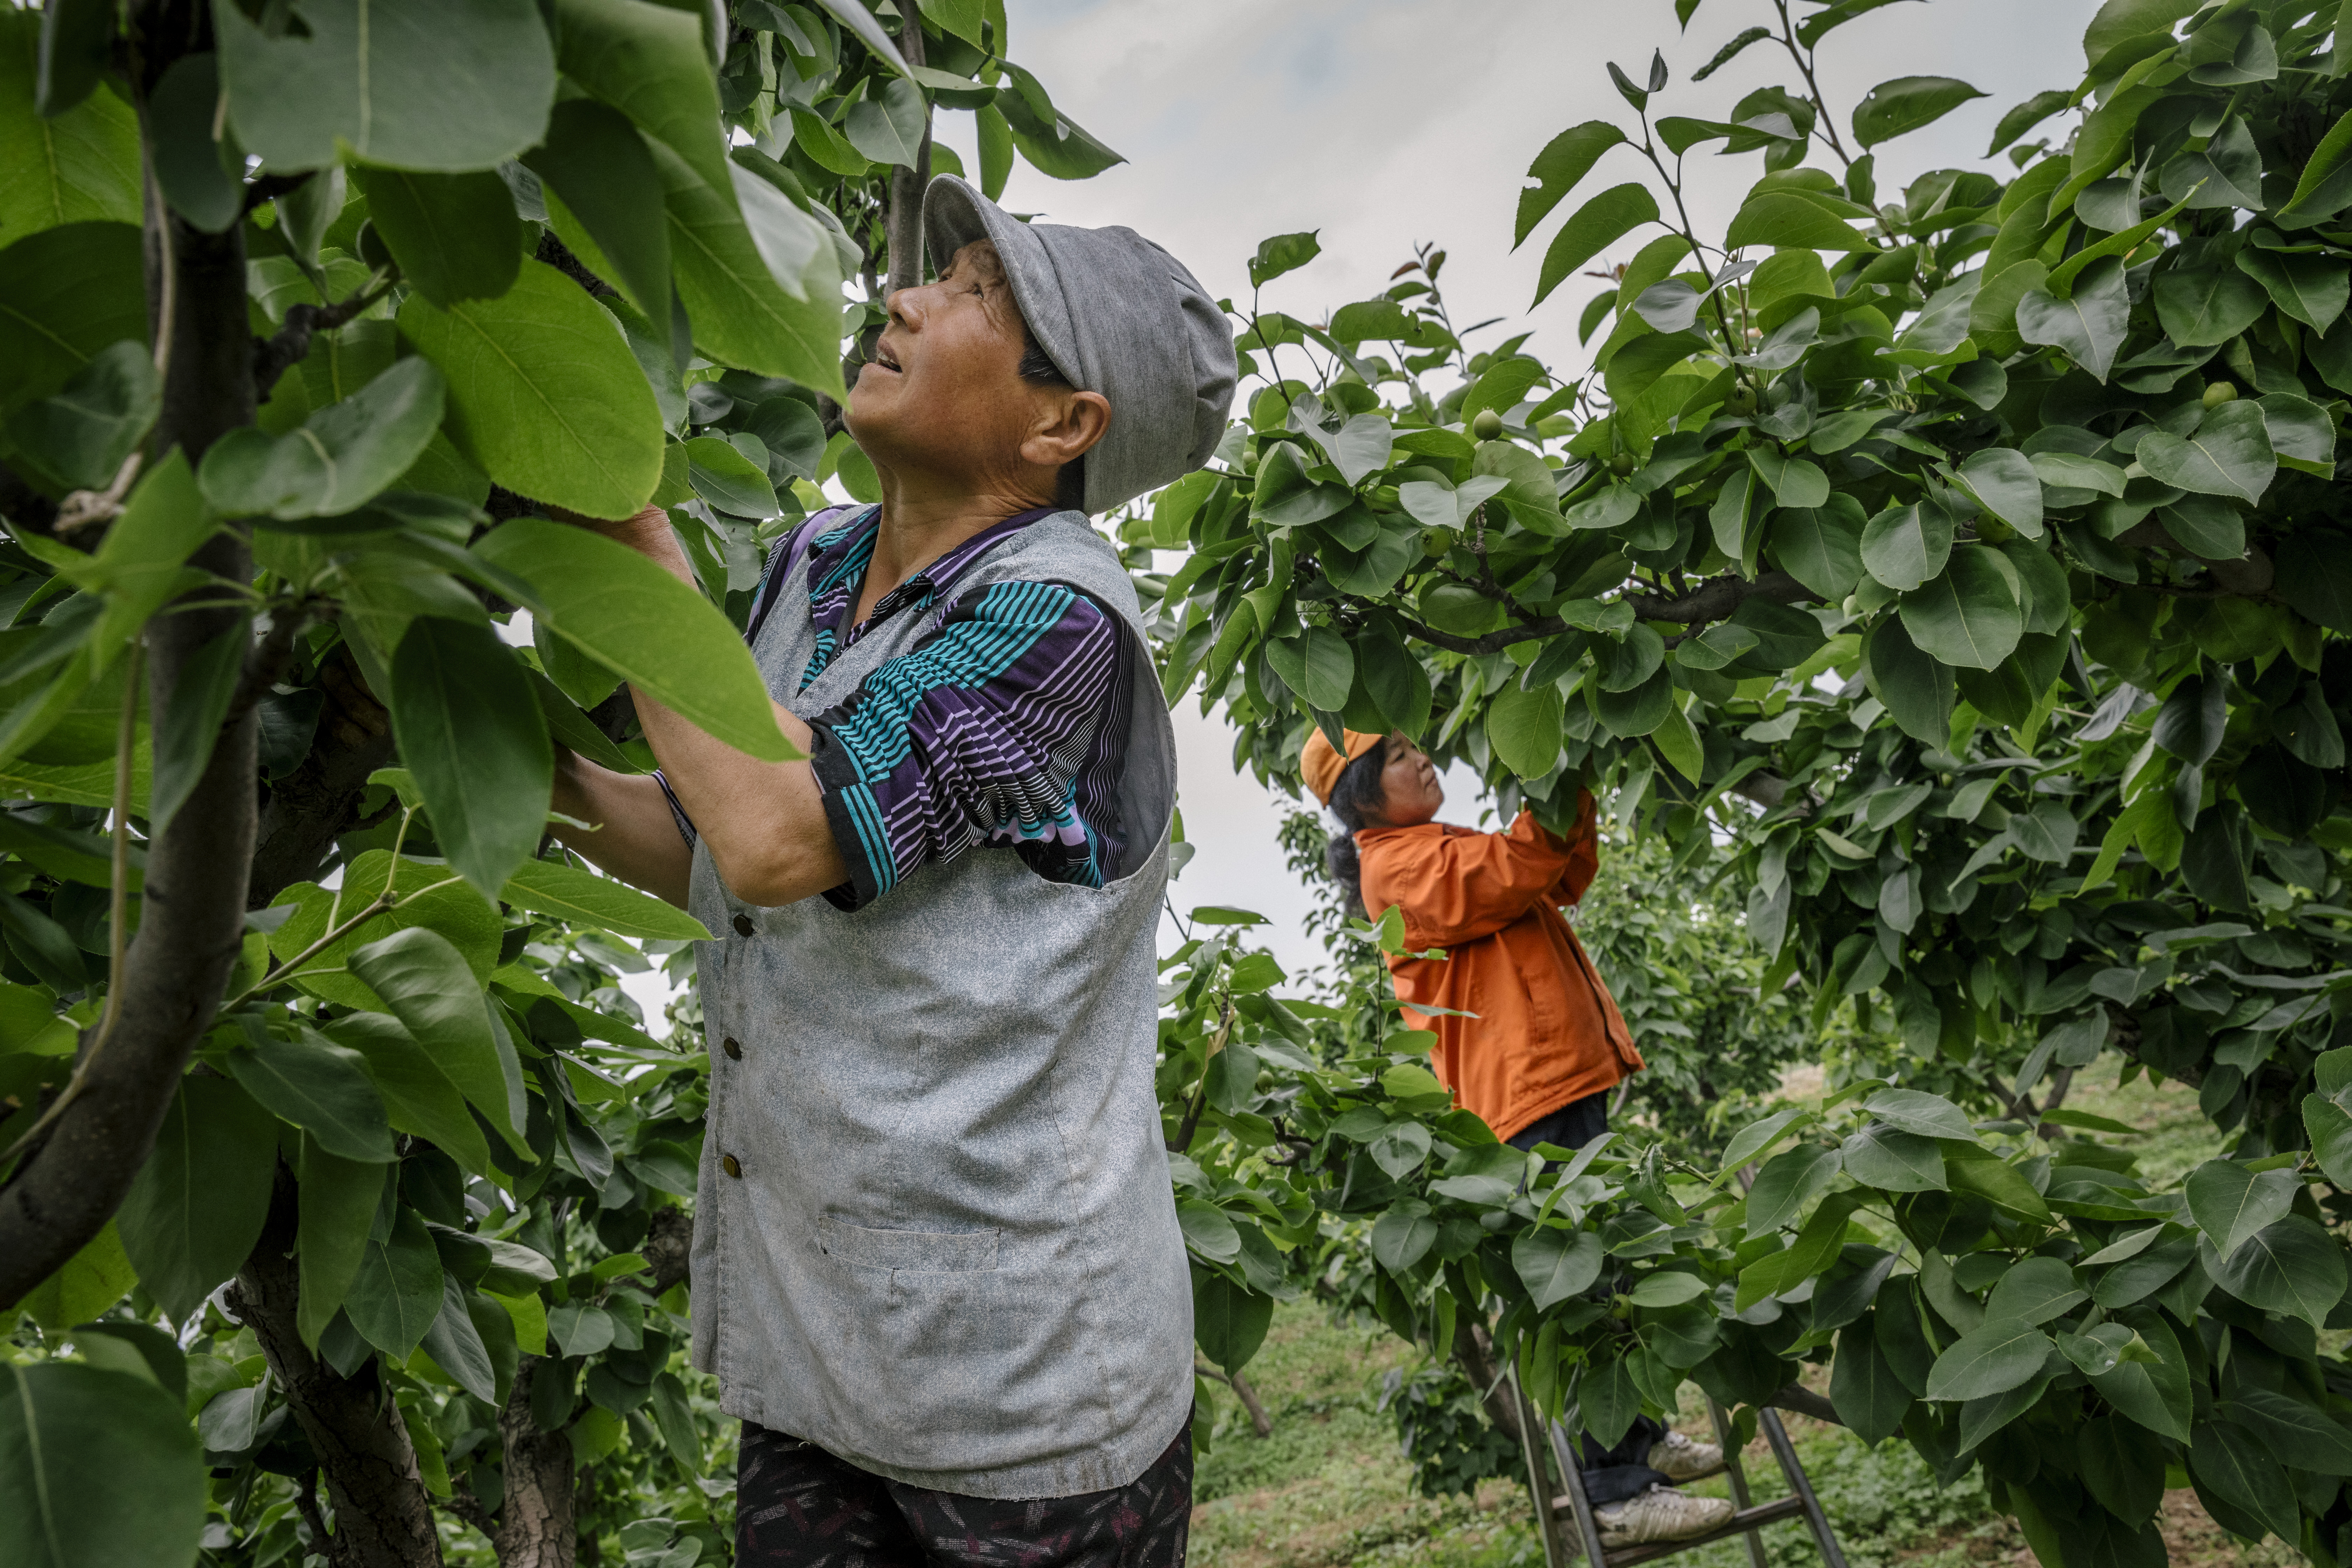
2016, 256, 2130, 381
1534, 184, 1660, 308
1899, 548, 2023, 670
1486, 679, 1565, 778
1248, 231, 1322, 289
554, 0, 732, 196
2079, 1414, 2164, 1522
0, 1363, 204, 1568
2090, 1310, 2192, 1442
0, 10, 141, 242
2184, 1159, 2300, 1259
995, 66, 1125, 182
2306, 1094, 2352, 1187
199, 358, 447, 521
1513, 1226, 1604, 1310
526, 100, 672, 323
475, 518, 794, 761
350, 168, 520, 309
16, 1227, 130, 1332
2224, 1387, 2352, 1476
1851, 76, 1986, 148
217, 0, 555, 172
1371, 1203, 1440, 1272
1985, 1257, 2086, 1325
346, 1206, 448, 1360
1860, 501, 1953, 592
387, 616, 551, 898
2273, 531, 2352, 631
348, 927, 527, 1151
659, 144, 846, 397
398, 259, 663, 520
498, 858, 707, 939
1770, 496, 1866, 600
1515, 121, 1629, 248
3, 338, 158, 493
419, 1272, 500, 1403
1745, 1143, 1841, 1234
226, 1032, 396, 1163
2189, 1421, 2301, 1544
1192, 1266, 1273, 1376
1578, 1357, 1641, 1449
2207, 1216, 2345, 1330
2154, 260, 2268, 347
115, 1076, 277, 1324
1863, 1089, 1975, 1140
2284, 105, 2352, 219
1944, 1144, 2053, 1224
1988, 89, 2077, 156
2234, 246, 2348, 333
2134, 399, 2275, 503
1840, 1123, 1947, 1192
683, 434, 779, 518
1925, 1317, 2053, 1401
295, 1134, 389, 1349
1748, 450, 1829, 509
1830, 1318, 1913, 1446
844, 77, 928, 168
0, 220, 148, 419
1723, 192, 1870, 253
649, 1370, 701, 1475
1955, 448, 2044, 538
1861, 615, 1952, 746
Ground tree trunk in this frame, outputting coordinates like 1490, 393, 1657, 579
491, 1359, 578, 1568
883, 15, 932, 296
0, 2, 260, 1310
232, 1171, 446, 1568
1452, 1318, 1528, 1451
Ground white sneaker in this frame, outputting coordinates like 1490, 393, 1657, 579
1595, 1485, 1737, 1548
1646, 1429, 1724, 1482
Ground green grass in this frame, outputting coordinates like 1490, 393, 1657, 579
1190, 1073, 2286, 1568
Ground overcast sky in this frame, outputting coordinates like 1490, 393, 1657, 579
901, 0, 2105, 976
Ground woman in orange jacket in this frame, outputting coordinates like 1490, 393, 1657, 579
1303, 727, 1732, 1548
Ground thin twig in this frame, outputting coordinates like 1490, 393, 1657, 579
219, 810, 439, 1011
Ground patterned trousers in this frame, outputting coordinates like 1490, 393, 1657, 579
734, 1420, 1194, 1568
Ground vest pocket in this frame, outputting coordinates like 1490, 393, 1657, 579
817, 1216, 1000, 1273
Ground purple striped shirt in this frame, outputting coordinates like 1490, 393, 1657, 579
757, 505, 1131, 911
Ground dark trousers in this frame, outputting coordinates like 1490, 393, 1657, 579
1508, 1091, 1669, 1506
735, 1420, 1192, 1568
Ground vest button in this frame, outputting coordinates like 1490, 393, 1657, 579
722, 1154, 742, 1178
732, 913, 756, 937
722, 1037, 743, 1060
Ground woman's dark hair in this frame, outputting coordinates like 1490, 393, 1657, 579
1016, 330, 1088, 513
1323, 738, 1391, 911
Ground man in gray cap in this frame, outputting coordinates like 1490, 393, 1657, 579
547, 174, 1236, 1566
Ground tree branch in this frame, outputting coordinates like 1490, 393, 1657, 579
640, 1204, 692, 1296
0, 204, 261, 1310
883, 14, 932, 297
1387, 569, 1813, 657
1766, 1383, 1843, 1426
230, 1168, 447, 1568
253, 275, 398, 402
1194, 1363, 1273, 1436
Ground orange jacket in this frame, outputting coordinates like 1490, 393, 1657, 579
1356, 795, 1642, 1142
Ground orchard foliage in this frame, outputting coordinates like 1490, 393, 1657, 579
0, 2, 1118, 1566
1141, 1, 2352, 1564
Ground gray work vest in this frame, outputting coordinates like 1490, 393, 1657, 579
686, 509, 1190, 1499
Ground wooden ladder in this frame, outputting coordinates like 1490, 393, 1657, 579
1508, 1376, 1848, 1568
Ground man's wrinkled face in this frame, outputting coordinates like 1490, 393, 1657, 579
845, 239, 1044, 481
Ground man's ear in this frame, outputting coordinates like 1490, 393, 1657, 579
1022, 389, 1111, 471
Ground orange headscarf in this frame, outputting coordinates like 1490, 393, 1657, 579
1302, 728, 1386, 805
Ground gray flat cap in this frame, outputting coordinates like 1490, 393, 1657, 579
923, 175, 1237, 516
